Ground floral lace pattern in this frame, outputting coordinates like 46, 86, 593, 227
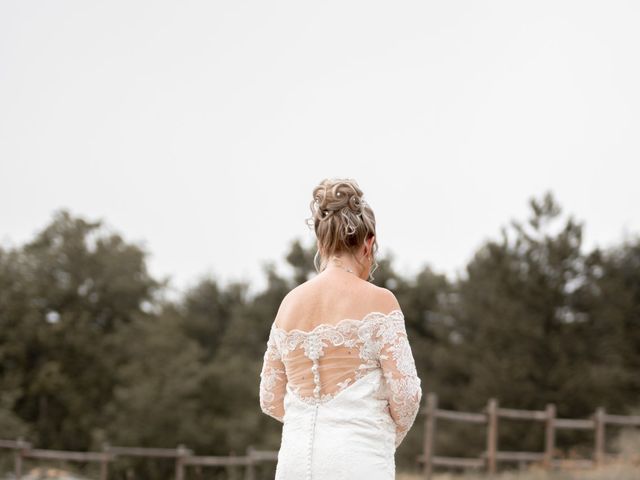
259, 324, 287, 422
259, 310, 422, 448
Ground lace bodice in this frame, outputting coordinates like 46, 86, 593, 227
259, 309, 423, 448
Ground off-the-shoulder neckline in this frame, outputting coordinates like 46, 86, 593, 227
271, 309, 403, 336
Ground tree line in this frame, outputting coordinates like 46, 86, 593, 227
0, 190, 638, 477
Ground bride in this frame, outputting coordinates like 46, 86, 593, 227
259, 178, 423, 479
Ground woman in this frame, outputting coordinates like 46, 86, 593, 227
259, 178, 423, 479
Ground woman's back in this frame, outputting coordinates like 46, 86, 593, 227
258, 177, 422, 479
271, 269, 402, 401
274, 268, 396, 333
259, 269, 423, 479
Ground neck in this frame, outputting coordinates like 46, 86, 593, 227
326, 254, 364, 278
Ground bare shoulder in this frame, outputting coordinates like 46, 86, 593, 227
370, 285, 402, 314
280, 279, 313, 305
273, 281, 311, 326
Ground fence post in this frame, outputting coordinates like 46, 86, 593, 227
245, 445, 256, 480
544, 403, 556, 469
13, 437, 31, 480
100, 441, 110, 480
422, 392, 437, 480
594, 406, 606, 467
486, 398, 498, 475
175, 444, 189, 480
14, 437, 28, 480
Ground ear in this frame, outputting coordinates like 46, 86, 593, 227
367, 235, 375, 255
363, 236, 372, 256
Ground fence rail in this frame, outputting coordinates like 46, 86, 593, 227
1, 393, 639, 479
0, 441, 274, 480
419, 392, 640, 479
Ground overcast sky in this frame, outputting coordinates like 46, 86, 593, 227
1, 1, 639, 299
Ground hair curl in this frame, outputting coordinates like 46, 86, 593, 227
305, 178, 379, 280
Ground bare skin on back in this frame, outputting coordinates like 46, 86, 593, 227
274, 266, 400, 333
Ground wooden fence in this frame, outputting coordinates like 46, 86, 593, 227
0, 440, 275, 480
418, 393, 640, 479
2, 392, 639, 479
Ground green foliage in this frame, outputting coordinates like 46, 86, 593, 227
1, 196, 639, 477
0, 209, 159, 451
433, 191, 640, 455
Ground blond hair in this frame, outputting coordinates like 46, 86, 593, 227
305, 178, 379, 280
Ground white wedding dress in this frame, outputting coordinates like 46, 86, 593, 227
259, 309, 423, 480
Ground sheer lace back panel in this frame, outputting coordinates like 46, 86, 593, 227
259, 309, 423, 448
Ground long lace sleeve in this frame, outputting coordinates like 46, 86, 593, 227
378, 314, 423, 448
259, 324, 287, 423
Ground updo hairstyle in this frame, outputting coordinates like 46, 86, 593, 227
305, 178, 379, 280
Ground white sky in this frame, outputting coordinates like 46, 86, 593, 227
1, 1, 639, 299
